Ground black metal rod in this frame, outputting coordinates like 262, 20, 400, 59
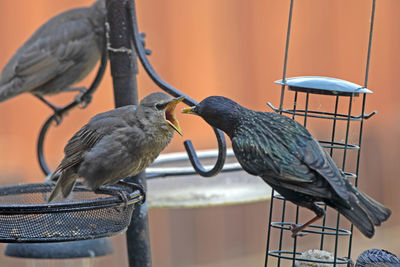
341, 96, 353, 171
107, 0, 138, 105
288, 90, 299, 267
279, 90, 298, 266
277, 198, 287, 267
106, 0, 151, 266
349, 1, 376, 258
292, 206, 300, 266
127, 0, 226, 177
364, 0, 376, 88
291, 92, 308, 266
264, 192, 274, 267
319, 95, 340, 250
279, 0, 295, 111
332, 96, 353, 265
329, 96, 340, 156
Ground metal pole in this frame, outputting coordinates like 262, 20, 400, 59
106, 0, 152, 266
106, 0, 138, 105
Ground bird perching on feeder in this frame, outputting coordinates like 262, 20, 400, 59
182, 95, 391, 238
48, 92, 184, 202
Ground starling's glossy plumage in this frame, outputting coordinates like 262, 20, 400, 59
0, 0, 105, 108
182, 96, 391, 238
356, 249, 400, 267
48, 92, 183, 202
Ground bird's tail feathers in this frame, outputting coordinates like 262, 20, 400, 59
352, 187, 391, 225
47, 170, 77, 202
336, 194, 375, 238
336, 181, 391, 238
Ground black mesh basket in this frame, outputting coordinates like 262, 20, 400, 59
0, 182, 143, 243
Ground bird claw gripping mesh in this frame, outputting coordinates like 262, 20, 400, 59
0, 182, 143, 243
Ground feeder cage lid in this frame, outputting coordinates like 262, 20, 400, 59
275, 76, 373, 96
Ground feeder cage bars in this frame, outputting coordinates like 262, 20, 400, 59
264, 0, 376, 266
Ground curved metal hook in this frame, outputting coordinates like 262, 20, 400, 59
37, 41, 108, 176
127, 1, 226, 177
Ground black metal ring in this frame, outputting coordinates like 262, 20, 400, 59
270, 222, 352, 236
267, 102, 376, 121
319, 141, 359, 150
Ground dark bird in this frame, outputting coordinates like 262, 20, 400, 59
48, 92, 184, 202
356, 249, 400, 267
182, 96, 391, 238
0, 0, 106, 112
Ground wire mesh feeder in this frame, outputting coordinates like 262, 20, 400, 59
264, 0, 377, 266
264, 76, 374, 266
0, 182, 143, 243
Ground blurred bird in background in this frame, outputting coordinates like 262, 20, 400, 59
48, 92, 184, 202
0, 0, 106, 114
356, 249, 400, 267
182, 96, 391, 238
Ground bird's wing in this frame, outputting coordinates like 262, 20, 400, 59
301, 138, 350, 201
78, 125, 148, 190
232, 112, 313, 179
0, 10, 96, 94
232, 112, 349, 201
55, 126, 103, 173
54, 106, 136, 174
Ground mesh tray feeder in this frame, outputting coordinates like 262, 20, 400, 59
0, 182, 144, 243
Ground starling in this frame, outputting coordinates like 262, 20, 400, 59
182, 96, 391, 238
0, 0, 106, 111
48, 92, 184, 202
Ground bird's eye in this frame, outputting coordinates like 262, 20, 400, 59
155, 103, 166, 110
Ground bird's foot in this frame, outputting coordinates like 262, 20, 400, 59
94, 186, 131, 209
36, 96, 64, 124
115, 190, 131, 209
289, 223, 307, 237
52, 108, 65, 125
73, 87, 92, 108
117, 180, 146, 204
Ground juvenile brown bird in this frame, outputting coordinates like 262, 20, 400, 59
48, 92, 184, 202
0, 0, 106, 111
182, 96, 391, 238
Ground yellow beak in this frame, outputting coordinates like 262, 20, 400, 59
165, 96, 184, 136
181, 106, 196, 114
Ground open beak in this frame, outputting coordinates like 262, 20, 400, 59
165, 96, 184, 136
181, 106, 197, 115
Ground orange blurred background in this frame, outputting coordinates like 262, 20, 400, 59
0, 0, 399, 266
